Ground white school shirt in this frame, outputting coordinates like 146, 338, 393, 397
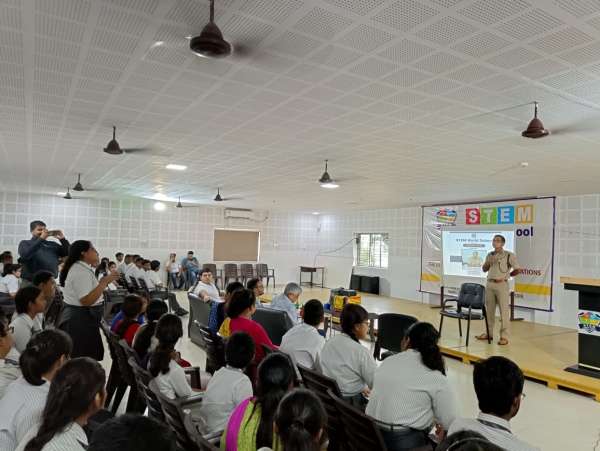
0, 348, 21, 400
280, 323, 325, 369
319, 333, 376, 397
63, 261, 102, 306
124, 263, 138, 281
0, 274, 19, 294
153, 359, 193, 399
167, 261, 181, 273
366, 349, 458, 430
9, 313, 43, 353
98, 273, 117, 291
15, 422, 87, 451
191, 281, 220, 301
0, 377, 50, 451
198, 366, 253, 434
448, 413, 540, 451
146, 270, 163, 290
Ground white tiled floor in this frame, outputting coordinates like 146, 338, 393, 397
104, 290, 600, 451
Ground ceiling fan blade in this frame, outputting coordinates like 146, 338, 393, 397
122, 147, 173, 157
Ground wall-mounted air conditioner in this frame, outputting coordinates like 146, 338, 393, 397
224, 208, 256, 220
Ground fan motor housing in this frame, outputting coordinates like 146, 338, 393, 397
190, 23, 231, 58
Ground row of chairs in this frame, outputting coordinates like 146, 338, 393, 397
181, 263, 275, 290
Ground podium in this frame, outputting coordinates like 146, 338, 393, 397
561, 277, 600, 379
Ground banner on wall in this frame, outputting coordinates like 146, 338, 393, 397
420, 197, 555, 311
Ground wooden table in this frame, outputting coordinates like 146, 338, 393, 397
299, 266, 325, 288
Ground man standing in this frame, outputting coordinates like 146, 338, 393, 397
18, 220, 69, 285
477, 235, 519, 346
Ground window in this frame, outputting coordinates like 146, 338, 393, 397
354, 233, 389, 268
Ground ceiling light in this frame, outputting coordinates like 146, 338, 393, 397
56, 192, 66, 196
520, 161, 529, 167
151, 41, 164, 49
153, 201, 166, 211
312, 212, 320, 215
166, 164, 187, 171
153, 193, 170, 201
319, 159, 339, 189
522, 102, 549, 139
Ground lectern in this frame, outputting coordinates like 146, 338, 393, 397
561, 277, 600, 379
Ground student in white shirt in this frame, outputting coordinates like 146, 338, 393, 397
319, 303, 376, 410
118, 254, 132, 275
99, 262, 119, 290
149, 314, 202, 399
144, 260, 187, 317
280, 299, 325, 370
0, 309, 20, 399
166, 253, 182, 290
0, 329, 72, 451
58, 240, 119, 361
437, 430, 504, 451
10, 286, 47, 353
191, 268, 221, 302
367, 322, 458, 450
124, 255, 141, 285
270, 282, 301, 324
0, 264, 21, 298
115, 252, 125, 273
198, 331, 254, 435
448, 356, 541, 451
16, 357, 106, 451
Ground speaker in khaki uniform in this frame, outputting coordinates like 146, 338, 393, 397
477, 234, 520, 346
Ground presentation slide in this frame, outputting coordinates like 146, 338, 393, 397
442, 230, 515, 279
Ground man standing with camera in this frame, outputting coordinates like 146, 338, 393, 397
18, 220, 70, 285
477, 234, 519, 346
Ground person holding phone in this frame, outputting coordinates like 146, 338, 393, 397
477, 235, 520, 346
18, 220, 70, 286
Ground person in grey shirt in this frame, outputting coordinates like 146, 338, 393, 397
18, 220, 69, 283
270, 282, 302, 324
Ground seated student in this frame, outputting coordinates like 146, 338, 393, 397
110, 295, 147, 330
279, 299, 325, 369
221, 353, 295, 451
88, 413, 178, 451
0, 308, 21, 399
32, 271, 57, 304
263, 389, 328, 451
112, 294, 145, 347
218, 289, 277, 367
448, 356, 540, 451
0, 329, 72, 451
99, 262, 119, 290
145, 260, 187, 317
367, 322, 458, 451
190, 268, 220, 301
319, 303, 376, 409
18, 357, 106, 451
149, 314, 201, 400
436, 430, 504, 451
133, 300, 168, 365
166, 253, 182, 290
208, 281, 244, 334
94, 260, 108, 280
270, 282, 301, 324
0, 264, 21, 299
198, 331, 254, 435
0, 252, 13, 276
10, 286, 47, 353
246, 278, 265, 306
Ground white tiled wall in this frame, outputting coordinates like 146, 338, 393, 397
3, 191, 600, 328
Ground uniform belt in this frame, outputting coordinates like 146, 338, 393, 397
488, 278, 507, 283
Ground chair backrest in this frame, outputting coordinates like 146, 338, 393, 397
138, 277, 149, 291
99, 320, 117, 361
129, 276, 140, 290
103, 290, 125, 321
194, 321, 225, 374
252, 307, 293, 346
329, 390, 387, 451
128, 357, 165, 422
152, 382, 202, 451
119, 274, 131, 291
183, 414, 220, 451
188, 293, 211, 326
457, 283, 486, 309
202, 263, 217, 276
111, 334, 135, 386
297, 364, 342, 398
240, 263, 254, 278
255, 263, 268, 278
43, 288, 64, 328
374, 313, 418, 359
223, 264, 238, 277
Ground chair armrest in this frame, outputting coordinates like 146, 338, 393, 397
203, 430, 223, 444
181, 392, 204, 406
441, 298, 458, 310
184, 366, 201, 389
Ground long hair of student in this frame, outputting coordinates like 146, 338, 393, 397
20, 329, 73, 386
252, 352, 295, 449
24, 357, 105, 451
406, 321, 446, 375
148, 313, 182, 378
276, 389, 327, 451
59, 240, 93, 287
340, 303, 368, 342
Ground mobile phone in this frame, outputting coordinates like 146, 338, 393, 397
47, 230, 59, 236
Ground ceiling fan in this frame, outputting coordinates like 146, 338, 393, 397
63, 188, 72, 200
318, 160, 339, 189
145, 0, 252, 61
175, 196, 195, 208
103, 126, 155, 155
213, 187, 242, 202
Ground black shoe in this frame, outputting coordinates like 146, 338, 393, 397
176, 308, 188, 317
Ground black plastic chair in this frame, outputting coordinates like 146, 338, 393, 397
128, 357, 165, 422
223, 263, 239, 287
43, 288, 64, 329
103, 290, 126, 322
252, 307, 293, 346
255, 263, 275, 288
100, 320, 123, 410
113, 338, 145, 414
240, 263, 254, 284
129, 276, 141, 291
194, 321, 225, 375
373, 313, 418, 361
188, 293, 211, 346
439, 283, 490, 347
297, 364, 344, 451
328, 390, 388, 451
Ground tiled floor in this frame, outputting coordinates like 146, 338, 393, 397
103, 288, 600, 451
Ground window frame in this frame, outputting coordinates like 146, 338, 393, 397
354, 232, 389, 269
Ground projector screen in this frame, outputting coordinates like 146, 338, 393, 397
441, 229, 515, 288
